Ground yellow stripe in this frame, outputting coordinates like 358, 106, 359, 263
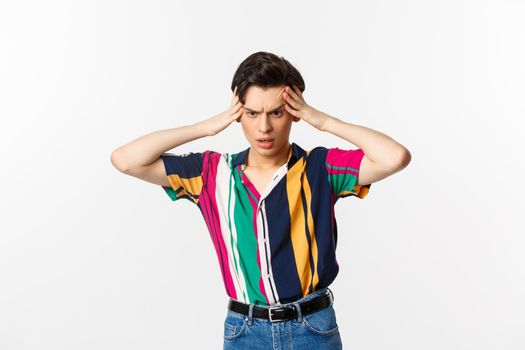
302, 168, 319, 291
338, 184, 370, 198
286, 157, 312, 296
167, 174, 203, 204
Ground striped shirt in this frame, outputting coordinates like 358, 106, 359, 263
160, 142, 371, 306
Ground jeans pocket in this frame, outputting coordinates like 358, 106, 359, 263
302, 304, 339, 336
223, 311, 248, 340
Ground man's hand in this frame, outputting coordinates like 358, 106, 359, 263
282, 85, 329, 131
205, 86, 244, 136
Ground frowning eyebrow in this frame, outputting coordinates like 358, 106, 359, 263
243, 103, 286, 113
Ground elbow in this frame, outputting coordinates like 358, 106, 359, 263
394, 147, 412, 170
384, 147, 411, 172
110, 148, 130, 173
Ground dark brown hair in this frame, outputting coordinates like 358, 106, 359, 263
231, 51, 305, 104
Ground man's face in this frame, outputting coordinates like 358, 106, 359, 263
237, 85, 300, 160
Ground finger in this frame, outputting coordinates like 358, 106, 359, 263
283, 91, 301, 110
284, 86, 302, 104
284, 102, 299, 117
292, 85, 304, 100
232, 100, 243, 114
288, 85, 304, 103
230, 92, 239, 107
235, 106, 244, 117
230, 86, 238, 104
232, 105, 244, 120
232, 99, 242, 109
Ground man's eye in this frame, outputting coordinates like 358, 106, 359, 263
245, 110, 282, 117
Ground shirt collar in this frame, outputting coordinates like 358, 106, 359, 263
232, 142, 302, 168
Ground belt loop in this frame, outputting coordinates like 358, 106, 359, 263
327, 287, 334, 303
292, 301, 303, 323
246, 303, 254, 325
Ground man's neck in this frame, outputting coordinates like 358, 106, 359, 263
247, 142, 291, 168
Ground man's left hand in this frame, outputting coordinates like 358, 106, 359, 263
283, 84, 329, 131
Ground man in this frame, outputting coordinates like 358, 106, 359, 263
111, 51, 411, 349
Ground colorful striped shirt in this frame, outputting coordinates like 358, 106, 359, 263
160, 142, 371, 306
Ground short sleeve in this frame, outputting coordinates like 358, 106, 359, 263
159, 151, 205, 204
325, 147, 371, 199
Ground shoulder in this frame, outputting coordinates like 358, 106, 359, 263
304, 145, 329, 161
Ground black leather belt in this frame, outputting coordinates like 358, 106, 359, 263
228, 289, 334, 322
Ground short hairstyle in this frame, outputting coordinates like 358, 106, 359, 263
231, 51, 305, 105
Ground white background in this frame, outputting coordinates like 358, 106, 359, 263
1, 0, 524, 349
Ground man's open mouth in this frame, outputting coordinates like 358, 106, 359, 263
256, 138, 275, 148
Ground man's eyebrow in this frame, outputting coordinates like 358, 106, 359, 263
243, 103, 286, 113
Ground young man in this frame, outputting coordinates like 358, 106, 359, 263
111, 51, 411, 349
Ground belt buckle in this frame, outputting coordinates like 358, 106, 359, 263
268, 306, 287, 323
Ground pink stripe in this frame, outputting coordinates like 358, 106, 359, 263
200, 152, 237, 299
325, 148, 364, 176
241, 168, 269, 304
241, 171, 261, 200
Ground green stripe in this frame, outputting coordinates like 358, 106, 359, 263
328, 172, 358, 195
325, 161, 359, 173
163, 186, 185, 201
232, 159, 266, 305
245, 185, 259, 203
227, 155, 247, 303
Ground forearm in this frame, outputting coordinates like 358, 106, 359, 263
320, 113, 409, 167
111, 119, 210, 172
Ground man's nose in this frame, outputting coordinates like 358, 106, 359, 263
258, 114, 273, 132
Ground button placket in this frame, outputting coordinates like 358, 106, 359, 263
258, 164, 288, 204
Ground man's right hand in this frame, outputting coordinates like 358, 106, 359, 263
205, 86, 244, 136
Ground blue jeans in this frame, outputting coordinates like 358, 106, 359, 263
223, 287, 342, 350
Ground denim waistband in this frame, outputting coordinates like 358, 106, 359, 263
228, 287, 334, 325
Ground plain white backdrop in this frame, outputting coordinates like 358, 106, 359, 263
1, 0, 524, 349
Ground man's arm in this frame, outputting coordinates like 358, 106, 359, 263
110, 87, 244, 187
320, 115, 411, 186
282, 84, 411, 186
110, 122, 210, 187
110, 122, 210, 173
